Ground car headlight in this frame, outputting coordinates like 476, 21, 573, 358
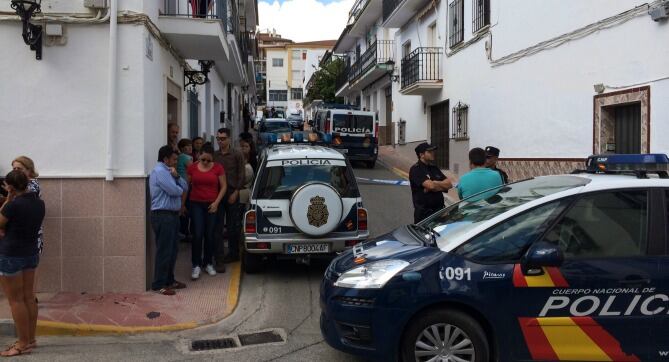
334, 260, 410, 289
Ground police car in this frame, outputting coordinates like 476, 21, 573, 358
320, 154, 669, 361
243, 138, 369, 273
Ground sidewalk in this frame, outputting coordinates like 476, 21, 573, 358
378, 142, 460, 204
0, 243, 241, 336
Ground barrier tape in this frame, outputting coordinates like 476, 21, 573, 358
356, 177, 410, 186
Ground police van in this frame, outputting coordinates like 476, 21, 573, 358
314, 108, 379, 168
320, 154, 669, 361
243, 138, 370, 273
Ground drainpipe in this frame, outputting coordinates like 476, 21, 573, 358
105, 0, 118, 181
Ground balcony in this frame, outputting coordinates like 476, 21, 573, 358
382, 0, 431, 28
347, 0, 383, 37
159, 0, 230, 62
335, 63, 351, 97
400, 47, 443, 95
347, 40, 395, 91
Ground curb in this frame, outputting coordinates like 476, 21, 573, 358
0, 262, 243, 337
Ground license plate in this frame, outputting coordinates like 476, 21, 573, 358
286, 243, 330, 254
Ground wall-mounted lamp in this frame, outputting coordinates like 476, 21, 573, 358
184, 60, 214, 89
389, 72, 399, 83
11, 0, 43, 60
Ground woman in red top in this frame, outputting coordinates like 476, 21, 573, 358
186, 144, 227, 280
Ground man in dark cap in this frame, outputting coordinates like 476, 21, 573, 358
485, 146, 509, 184
409, 142, 453, 223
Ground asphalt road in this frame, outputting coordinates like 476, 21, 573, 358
8, 164, 414, 361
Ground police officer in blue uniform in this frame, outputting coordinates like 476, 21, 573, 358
485, 146, 509, 184
409, 143, 453, 223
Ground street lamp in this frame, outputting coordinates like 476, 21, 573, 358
10, 0, 43, 60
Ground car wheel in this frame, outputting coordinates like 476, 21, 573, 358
401, 309, 489, 362
243, 251, 263, 274
365, 161, 375, 169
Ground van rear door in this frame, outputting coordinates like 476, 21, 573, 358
331, 113, 377, 161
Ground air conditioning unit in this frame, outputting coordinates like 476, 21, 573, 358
649, 1, 669, 21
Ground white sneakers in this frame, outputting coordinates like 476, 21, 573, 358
191, 266, 201, 280
192, 265, 216, 280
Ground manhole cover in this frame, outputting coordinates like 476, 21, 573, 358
191, 338, 237, 351
238, 331, 284, 346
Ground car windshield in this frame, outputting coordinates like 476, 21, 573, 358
332, 114, 374, 133
263, 122, 291, 133
256, 163, 358, 199
420, 176, 590, 249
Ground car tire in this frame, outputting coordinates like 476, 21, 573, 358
400, 309, 489, 362
365, 161, 375, 169
243, 251, 263, 274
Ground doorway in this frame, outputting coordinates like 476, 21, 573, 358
430, 100, 450, 169
385, 87, 392, 145
614, 103, 641, 154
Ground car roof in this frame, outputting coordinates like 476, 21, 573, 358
265, 145, 346, 161
571, 172, 669, 191
265, 118, 288, 122
328, 109, 375, 116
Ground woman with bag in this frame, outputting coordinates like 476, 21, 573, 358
187, 144, 227, 280
238, 138, 255, 211
0, 170, 45, 356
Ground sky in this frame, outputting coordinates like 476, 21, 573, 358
258, 0, 354, 42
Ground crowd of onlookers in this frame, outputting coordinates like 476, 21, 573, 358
149, 123, 258, 295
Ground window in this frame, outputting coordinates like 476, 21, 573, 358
543, 191, 648, 258
292, 70, 302, 81
451, 102, 469, 140
421, 176, 591, 249
291, 88, 303, 100
472, 0, 490, 33
449, 0, 464, 47
332, 114, 374, 133
457, 201, 568, 263
292, 50, 300, 60
268, 90, 287, 101
402, 41, 412, 58
272, 58, 284, 67
256, 164, 358, 199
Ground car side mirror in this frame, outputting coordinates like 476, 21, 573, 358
521, 241, 564, 276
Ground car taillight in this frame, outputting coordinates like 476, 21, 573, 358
325, 119, 331, 133
374, 122, 378, 138
362, 137, 371, 148
245, 210, 257, 234
345, 240, 360, 247
357, 208, 368, 231
247, 242, 269, 249
333, 136, 343, 146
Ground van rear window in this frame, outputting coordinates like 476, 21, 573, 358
332, 114, 374, 134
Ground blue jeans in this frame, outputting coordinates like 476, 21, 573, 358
150, 211, 180, 290
190, 201, 218, 267
0, 254, 39, 276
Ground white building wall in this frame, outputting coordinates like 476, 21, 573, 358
266, 48, 288, 109
432, 0, 669, 158
0, 22, 176, 177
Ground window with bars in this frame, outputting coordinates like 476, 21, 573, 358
451, 102, 469, 140
269, 90, 287, 101
291, 88, 303, 100
449, 0, 464, 48
472, 0, 490, 33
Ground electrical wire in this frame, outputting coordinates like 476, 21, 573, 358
489, 1, 662, 67
605, 75, 669, 90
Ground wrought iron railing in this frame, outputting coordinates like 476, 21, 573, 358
472, 0, 490, 33
382, 0, 402, 23
163, 0, 222, 19
348, 40, 394, 83
400, 47, 442, 89
348, 0, 370, 25
239, 31, 257, 65
336, 63, 351, 91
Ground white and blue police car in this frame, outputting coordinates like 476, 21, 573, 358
320, 154, 669, 361
243, 134, 369, 273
